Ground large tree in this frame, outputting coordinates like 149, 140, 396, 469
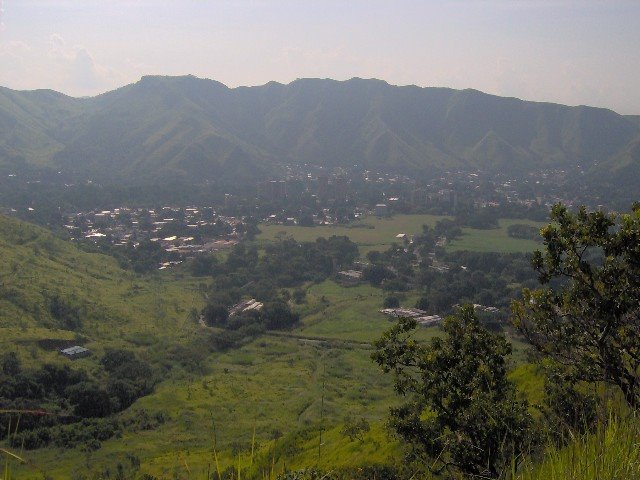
373, 306, 532, 478
512, 203, 640, 408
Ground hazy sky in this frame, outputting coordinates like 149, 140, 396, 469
1, 1, 639, 114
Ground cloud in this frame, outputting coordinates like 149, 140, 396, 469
71, 47, 106, 92
45, 33, 120, 94
0, 0, 4, 34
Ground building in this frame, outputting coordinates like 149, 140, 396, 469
229, 299, 264, 317
375, 204, 388, 217
337, 269, 363, 285
379, 308, 443, 327
60, 346, 91, 359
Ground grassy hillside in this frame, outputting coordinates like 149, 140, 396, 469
0, 214, 546, 479
0, 213, 203, 343
0, 216, 404, 478
516, 414, 640, 480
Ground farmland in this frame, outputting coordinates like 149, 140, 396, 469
257, 214, 545, 256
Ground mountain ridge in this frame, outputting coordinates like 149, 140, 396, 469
0, 75, 638, 185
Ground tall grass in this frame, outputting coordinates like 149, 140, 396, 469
516, 413, 640, 480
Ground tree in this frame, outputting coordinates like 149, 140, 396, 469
382, 296, 400, 308
415, 297, 430, 311
261, 301, 299, 330
67, 382, 113, 418
1, 352, 21, 376
373, 306, 532, 478
340, 417, 370, 442
203, 303, 230, 327
511, 204, 640, 408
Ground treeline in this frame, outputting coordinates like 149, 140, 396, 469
0, 349, 156, 450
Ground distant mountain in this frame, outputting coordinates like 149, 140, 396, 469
0, 76, 639, 184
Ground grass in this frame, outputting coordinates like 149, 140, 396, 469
0, 214, 548, 478
516, 413, 640, 480
12, 334, 401, 478
258, 215, 546, 256
257, 214, 448, 257
448, 218, 546, 254
293, 280, 439, 343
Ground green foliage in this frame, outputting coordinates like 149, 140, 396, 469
203, 303, 230, 327
414, 297, 430, 311
262, 301, 299, 330
363, 264, 392, 286
49, 295, 82, 331
507, 223, 542, 241
512, 203, 640, 408
373, 306, 533, 478
542, 366, 599, 439
292, 288, 307, 304
382, 296, 399, 309
0, 347, 154, 450
340, 417, 370, 442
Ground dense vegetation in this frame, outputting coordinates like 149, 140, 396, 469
0, 349, 154, 450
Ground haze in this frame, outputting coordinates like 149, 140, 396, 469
1, 0, 639, 114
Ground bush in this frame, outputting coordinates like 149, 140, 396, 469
382, 296, 400, 308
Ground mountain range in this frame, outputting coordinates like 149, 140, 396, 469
1, 75, 639, 186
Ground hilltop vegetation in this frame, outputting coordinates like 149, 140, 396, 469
1, 77, 639, 189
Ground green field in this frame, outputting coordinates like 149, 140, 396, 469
257, 214, 447, 257
293, 280, 439, 343
448, 218, 546, 253
257, 214, 546, 255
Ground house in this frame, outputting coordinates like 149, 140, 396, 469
229, 299, 264, 317
60, 346, 90, 359
337, 270, 363, 285
379, 308, 443, 328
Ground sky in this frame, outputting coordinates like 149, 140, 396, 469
0, 1, 639, 114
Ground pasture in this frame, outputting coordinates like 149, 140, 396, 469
258, 214, 546, 255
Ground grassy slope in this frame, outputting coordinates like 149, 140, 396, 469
516, 414, 640, 480
2, 214, 544, 478
0, 214, 204, 365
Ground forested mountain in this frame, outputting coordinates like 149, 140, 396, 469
1, 75, 639, 184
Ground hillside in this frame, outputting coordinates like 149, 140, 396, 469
0, 76, 638, 184
0, 216, 405, 478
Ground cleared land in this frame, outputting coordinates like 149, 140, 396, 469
448, 218, 546, 254
257, 214, 446, 257
257, 214, 546, 255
